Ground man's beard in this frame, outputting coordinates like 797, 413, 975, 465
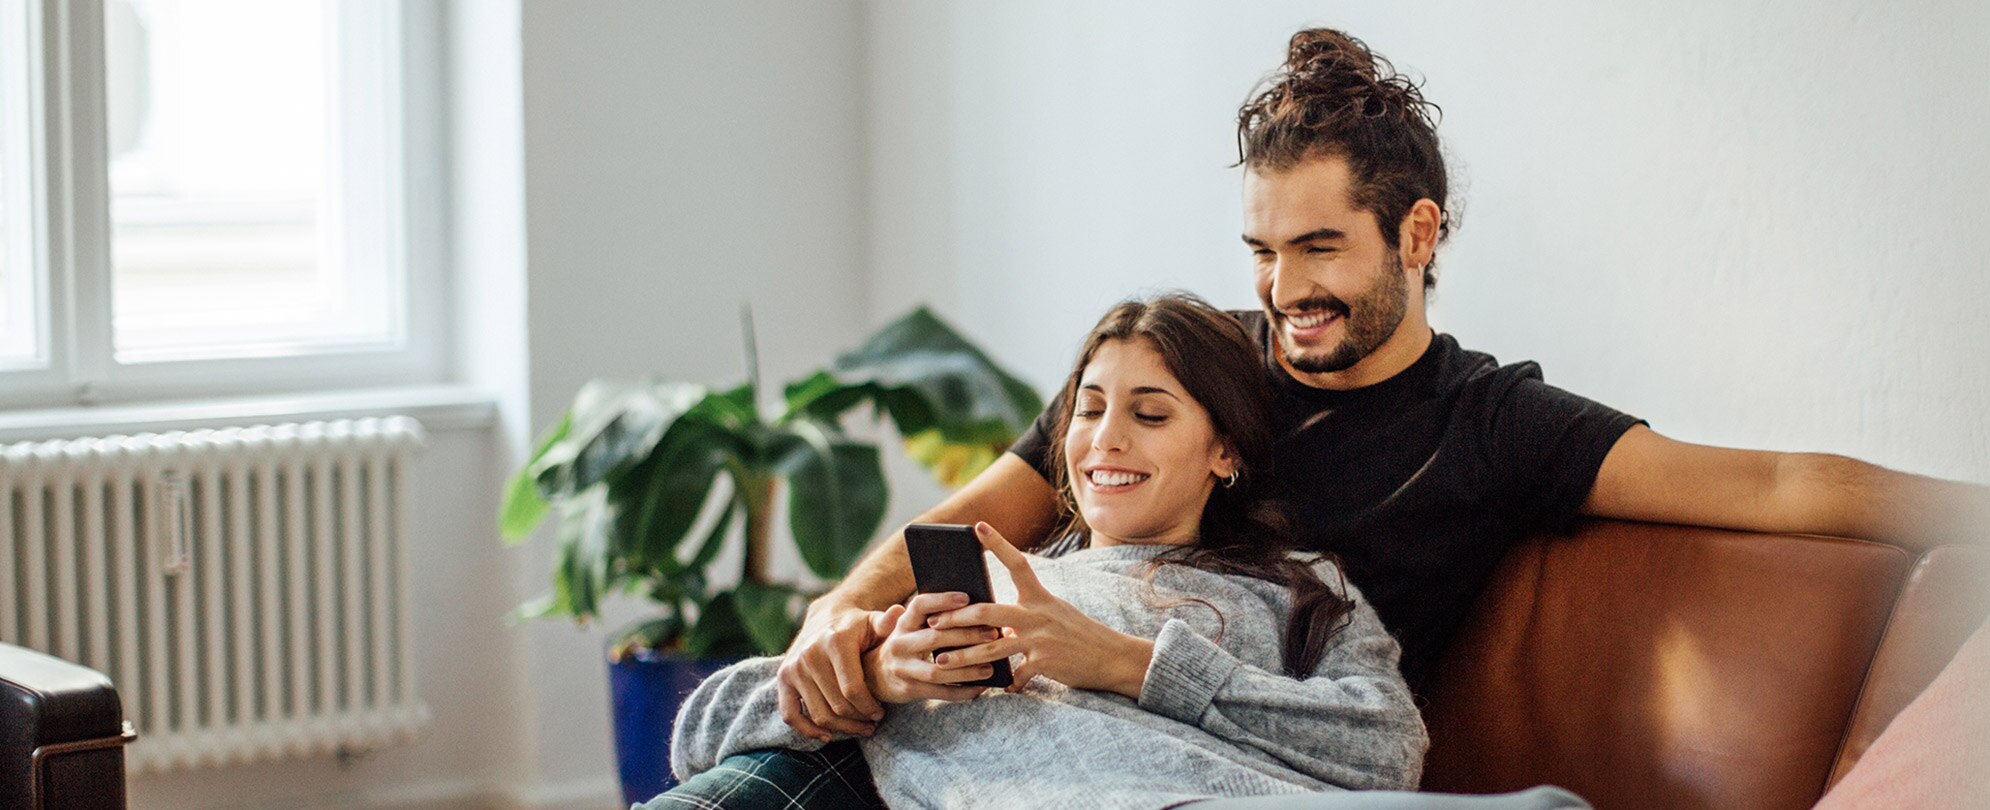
1270, 253, 1410, 375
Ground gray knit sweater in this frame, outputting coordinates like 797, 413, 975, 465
671, 543, 1428, 809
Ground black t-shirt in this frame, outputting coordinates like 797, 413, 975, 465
1008, 310, 1644, 689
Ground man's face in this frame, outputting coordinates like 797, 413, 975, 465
1242, 157, 1416, 377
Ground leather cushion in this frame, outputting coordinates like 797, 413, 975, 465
1419, 521, 1909, 810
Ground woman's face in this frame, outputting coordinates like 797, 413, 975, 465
1064, 338, 1235, 547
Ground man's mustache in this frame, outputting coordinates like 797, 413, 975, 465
1270, 297, 1351, 319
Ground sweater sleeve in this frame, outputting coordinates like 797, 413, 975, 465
1135, 586, 1429, 791
669, 656, 830, 782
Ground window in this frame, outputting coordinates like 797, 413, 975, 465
1, 0, 443, 408
0, 0, 39, 370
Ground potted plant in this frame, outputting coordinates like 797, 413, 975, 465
499, 306, 1040, 804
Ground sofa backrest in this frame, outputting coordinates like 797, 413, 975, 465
1417, 521, 1913, 810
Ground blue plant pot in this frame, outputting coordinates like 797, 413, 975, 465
608, 648, 737, 806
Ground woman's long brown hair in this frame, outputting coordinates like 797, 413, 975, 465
1047, 292, 1354, 676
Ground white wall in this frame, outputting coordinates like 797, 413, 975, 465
864, 0, 1990, 483
516, 0, 872, 803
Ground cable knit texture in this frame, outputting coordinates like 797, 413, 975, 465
670, 543, 1428, 809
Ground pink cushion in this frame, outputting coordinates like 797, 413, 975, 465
1814, 620, 1990, 809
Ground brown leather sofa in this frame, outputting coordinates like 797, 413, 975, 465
1419, 520, 1989, 809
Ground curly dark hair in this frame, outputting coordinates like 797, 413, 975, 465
1237, 28, 1452, 290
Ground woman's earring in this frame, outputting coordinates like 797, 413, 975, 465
1222, 471, 1239, 489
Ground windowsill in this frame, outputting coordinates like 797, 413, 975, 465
0, 384, 499, 443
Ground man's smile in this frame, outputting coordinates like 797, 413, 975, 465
1280, 308, 1343, 343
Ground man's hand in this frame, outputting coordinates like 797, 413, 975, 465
865, 596, 1003, 704
927, 522, 1156, 699
776, 604, 890, 741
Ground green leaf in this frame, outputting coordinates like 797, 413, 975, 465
700, 382, 761, 429
782, 371, 874, 424
528, 381, 646, 497
608, 420, 729, 571
834, 307, 1042, 438
570, 382, 713, 491
500, 411, 573, 542
550, 488, 616, 622
499, 473, 552, 544
778, 307, 1043, 487
507, 592, 563, 623
774, 422, 887, 579
684, 493, 740, 573
734, 581, 803, 655
681, 591, 760, 659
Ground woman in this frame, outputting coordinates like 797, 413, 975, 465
667, 293, 1427, 808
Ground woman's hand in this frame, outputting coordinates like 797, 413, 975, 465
863, 593, 1005, 705
928, 522, 1157, 699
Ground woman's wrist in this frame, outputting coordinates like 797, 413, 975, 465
1110, 633, 1156, 700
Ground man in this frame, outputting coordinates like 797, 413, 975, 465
653, 27, 1987, 808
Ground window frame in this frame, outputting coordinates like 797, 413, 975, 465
0, 0, 449, 411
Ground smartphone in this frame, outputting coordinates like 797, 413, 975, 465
902, 522, 1013, 688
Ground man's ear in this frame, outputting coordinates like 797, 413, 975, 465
1397, 198, 1442, 273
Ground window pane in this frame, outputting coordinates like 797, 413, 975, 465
0, 0, 38, 368
106, 0, 400, 362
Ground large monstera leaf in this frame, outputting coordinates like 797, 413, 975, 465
501, 380, 717, 542
784, 307, 1042, 487
772, 420, 888, 579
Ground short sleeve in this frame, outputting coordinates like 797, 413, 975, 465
1482, 365, 1645, 532
1004, 386, 1065, 484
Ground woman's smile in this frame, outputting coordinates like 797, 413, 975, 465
1082, 465, 1151, 493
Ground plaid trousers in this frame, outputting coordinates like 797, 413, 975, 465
636, 742, 888, 810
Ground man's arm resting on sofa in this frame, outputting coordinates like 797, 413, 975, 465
779, 452, 1060, 741
1583, 425, 1990, 554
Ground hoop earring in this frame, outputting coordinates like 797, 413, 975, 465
1222, 471, 1239, 489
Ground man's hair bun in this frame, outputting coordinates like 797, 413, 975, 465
1246, 28, 1437, 140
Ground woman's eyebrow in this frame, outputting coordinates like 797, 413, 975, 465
1078, 383, 1183, 402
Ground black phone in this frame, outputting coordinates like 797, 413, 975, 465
902, 522, 1013, 688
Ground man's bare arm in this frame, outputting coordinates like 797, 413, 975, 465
807, 453, 1061, 618
777, 453, 1059, 740
1584, 425, 1990, 554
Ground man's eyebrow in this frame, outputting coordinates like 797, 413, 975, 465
1242, 228, 1347, 248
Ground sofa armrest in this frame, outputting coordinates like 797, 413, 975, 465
0, 643, 134, 809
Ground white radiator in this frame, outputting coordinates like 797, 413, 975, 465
0, 417, 430, 773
